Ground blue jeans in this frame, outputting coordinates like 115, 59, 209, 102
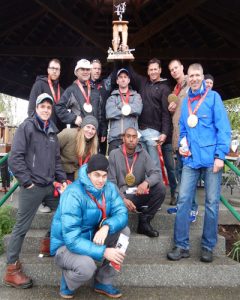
139, 128, 162, 177
176, 152, 198, 211
162, 143, 177, 196
174, 165, 222, 251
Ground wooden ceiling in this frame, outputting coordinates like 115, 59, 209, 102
0, 0, 240, 100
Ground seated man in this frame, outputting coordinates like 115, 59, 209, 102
108, 127, 166, 238
50, 154, 129, 299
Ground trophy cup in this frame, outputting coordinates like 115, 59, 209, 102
107, 2, 135, 61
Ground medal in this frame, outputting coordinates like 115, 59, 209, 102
121, 104, 131, 116
168, 93, 178, 103
187, 114, 198, 128
125, 173, 136, 186
83, 103, 93, 113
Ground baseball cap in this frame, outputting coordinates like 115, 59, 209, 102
117, 68, 129, 77
36, 93, 54, 106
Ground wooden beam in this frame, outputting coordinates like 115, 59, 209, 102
34, 0, 107, 52
214, 69, 240, 88
131, 0, 207, 47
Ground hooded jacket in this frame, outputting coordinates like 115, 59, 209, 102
50, 164, 128, 261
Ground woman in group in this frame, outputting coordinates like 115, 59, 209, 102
58, 115, 99, 182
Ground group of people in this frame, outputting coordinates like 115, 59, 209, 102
2, 56, 231, 299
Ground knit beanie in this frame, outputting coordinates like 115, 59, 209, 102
87, 154, 109, 173
80, 115, 98, 131
204, 74, 214, 82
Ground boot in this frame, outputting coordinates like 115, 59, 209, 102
3, 260, 33, 288
39, 237, 50, 257
169, 195, 177, 206
137, 214, 159, 237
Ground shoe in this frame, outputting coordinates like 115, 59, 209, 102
94, 282, 122, 298
38, 203, 51, 213
60, 274, 74, 299
200, 247, 213, 263
3, 260, 33, 289
167, 207, 178, 214
167, 247, 190, 261
169, 195, 177, 206
189, 210, 198, 223
39, 237, 50, 257
137, 215, 159, 237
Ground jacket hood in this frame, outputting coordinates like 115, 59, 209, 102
111, 88, 137, 96
35, 75, 60, 85
28, 115, 59, 134
120, 143, 143, 155
78, 164, 106, 198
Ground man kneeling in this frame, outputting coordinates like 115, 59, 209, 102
50, 154, 129, 299
108, 127, 166, 237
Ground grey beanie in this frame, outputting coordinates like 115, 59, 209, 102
81, 115, 98, 131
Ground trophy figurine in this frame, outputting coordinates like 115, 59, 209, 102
107, 2, 135, 61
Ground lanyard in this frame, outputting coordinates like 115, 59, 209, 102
48, 77, 60, 103
174, 83, 181, 96
188, 89, 209, 116
76, 80, 91, 104
78, 153, 90, 167
119, 89, 130, 104
87, 192, 106, 220
122, 144, 138, 174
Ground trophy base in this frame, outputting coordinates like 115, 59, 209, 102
107, 51, 135, 62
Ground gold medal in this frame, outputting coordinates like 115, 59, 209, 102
168, 93, 178, 103
187, 114, 198, 128
83, 103, 93, 113
125, 173, 136, 186
121, 104, 131, 116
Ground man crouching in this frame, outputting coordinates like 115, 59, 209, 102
50, 154, 129, 299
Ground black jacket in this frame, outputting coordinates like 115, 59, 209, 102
128, 66, 172, 136
55, 81, 104, 135
28, 76, 66, 132
8, 116, 66, 187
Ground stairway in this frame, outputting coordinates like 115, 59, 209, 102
1, 190, 240, 297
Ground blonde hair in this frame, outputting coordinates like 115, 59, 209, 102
75, 128, 98, 158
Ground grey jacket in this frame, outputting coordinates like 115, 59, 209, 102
108, 144, 161, 198
106, 89, 142, 143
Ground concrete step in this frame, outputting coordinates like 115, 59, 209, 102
3, 229, 226, 257
1, 254, 239, 287
1, 285, 240, 300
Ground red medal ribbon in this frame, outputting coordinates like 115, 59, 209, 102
78, 153, 91, 167
119, 89, 130, 105
87, 192, 107, 220
173, 83, 181, 96
122, 144, 138, 175
76, 80, 91, 104
48, 77, 60, 103
157, 144, 169, 186
188, 89, 209, 116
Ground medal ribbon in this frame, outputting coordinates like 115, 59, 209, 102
122, 144, 138, 175
87, 192, 106, 220
76, 80, 91, 104
157, 144, 169, 186
188, 89, 209, 116
119, 89, 130, 105
78, 153, 91, 167
174, 83, 181, 96
48, 77, 60, 103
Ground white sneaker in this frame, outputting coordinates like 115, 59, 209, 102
38, 203, 51, 213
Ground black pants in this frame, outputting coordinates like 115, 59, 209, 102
108, 139, 122, 155
126, 182, 166, 217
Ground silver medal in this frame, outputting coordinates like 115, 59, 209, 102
187, 114, 198, 128
83, 103, 93, 113
121, 104, 131, 116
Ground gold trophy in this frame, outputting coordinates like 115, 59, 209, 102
107, 2, 135, 61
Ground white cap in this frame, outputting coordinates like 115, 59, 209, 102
74, 59, 92, 75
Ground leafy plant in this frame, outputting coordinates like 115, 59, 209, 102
224, 98, 240, 133
0, 205, 15, 255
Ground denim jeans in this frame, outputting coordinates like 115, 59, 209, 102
174, 165, 222, 251
139, 128, 162, 173
162, 143, 177, 196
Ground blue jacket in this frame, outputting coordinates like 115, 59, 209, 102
179, 82, 231, 169
50, 164, 128, 261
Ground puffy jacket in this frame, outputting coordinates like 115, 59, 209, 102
28, 75, 65, 131
179, 82, 231, 169
50, 164, 128, 261
106, 89, 143, 143
8, 116, 66, 187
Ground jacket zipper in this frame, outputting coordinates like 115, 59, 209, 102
33, 154, 36, 168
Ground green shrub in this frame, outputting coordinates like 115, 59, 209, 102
0, 206, 15, 255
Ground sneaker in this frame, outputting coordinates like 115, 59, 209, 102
60, 274, 74, 299
38, 204, 51, 213
167, 207, 178, 214
94, 282, 122, 298
200, 247, 213, 263
189, 210, 198, 223
167, 246, 190, 261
